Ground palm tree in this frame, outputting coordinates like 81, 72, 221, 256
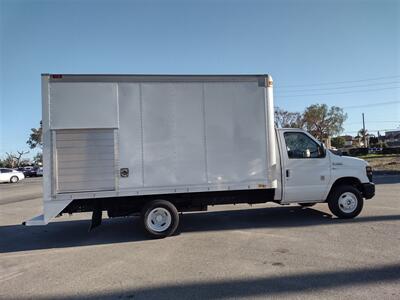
357, 128, 369, 148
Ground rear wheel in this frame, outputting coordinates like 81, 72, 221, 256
10, 176, 19, 183
328, 185, 363, 218
141, 200, 179, 238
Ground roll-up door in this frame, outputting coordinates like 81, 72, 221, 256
55, 129, 116, 193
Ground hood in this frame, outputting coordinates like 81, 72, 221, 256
331, 152, 369, 168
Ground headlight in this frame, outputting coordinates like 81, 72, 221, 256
366, 166, 373, 182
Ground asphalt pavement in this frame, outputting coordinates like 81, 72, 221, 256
0, 177, 42, 205
0, 177, 399, 299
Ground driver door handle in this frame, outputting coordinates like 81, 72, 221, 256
286, 169, 291, 178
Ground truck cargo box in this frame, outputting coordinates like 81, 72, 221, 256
32, 74, 277, 224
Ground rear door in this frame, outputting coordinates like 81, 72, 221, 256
279, 130, 331, 203
55, 129, 116, 193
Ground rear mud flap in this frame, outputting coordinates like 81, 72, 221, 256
89, 203, 102, 231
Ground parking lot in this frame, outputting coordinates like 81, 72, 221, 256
0, 177, 399, 299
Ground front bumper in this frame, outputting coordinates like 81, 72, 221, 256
362, 182, 375, 199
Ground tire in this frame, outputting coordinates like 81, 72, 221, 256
328, 185, 363, 218
299, 203, 316, 207
141, 200, 179, 238
10, 176, 19, 183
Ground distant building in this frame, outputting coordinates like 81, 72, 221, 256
384, 130, 400, 147
342, 135, 354, 147
338, 135, 363, 148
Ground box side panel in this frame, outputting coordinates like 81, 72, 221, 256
46, 76, 271, 200
49, 82, 118, 129
118, 83, 144, 189
204, 81, 268, 183
141, 82, 207, 187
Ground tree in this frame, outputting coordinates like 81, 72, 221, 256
3, 151, 29, 168
357, 128, 369, 147
2, 153, 16, 168
331, 136, 346, 149
33, 152, 43, 165
369, 136, 379, 146
27, 121, 43, 166
302, 104, 347, 140
274, 107, 303, 128
27, 121, 43, 149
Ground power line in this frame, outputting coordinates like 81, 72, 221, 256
275, 86, 400, 97
278, 75, 400, 88
345, 120, 400, 125
344, 129, 398, 133
342, 101, 400, 109
273, 100, 400, 109
276, 81, 400, 93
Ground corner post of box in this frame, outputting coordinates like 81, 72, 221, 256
24, 74, 63, 227
42, 74, 53, 203
263, 75, 277, 188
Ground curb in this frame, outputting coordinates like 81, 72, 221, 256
373, 170, 400, 176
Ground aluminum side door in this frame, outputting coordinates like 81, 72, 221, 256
279, 130, 331, 203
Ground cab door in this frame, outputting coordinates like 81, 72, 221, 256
278, 130, 331, 203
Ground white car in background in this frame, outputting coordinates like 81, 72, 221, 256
0, 168, 25, 183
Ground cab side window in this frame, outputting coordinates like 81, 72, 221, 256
284, 132, 324, 159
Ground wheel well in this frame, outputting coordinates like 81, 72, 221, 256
327, 177, 362, 199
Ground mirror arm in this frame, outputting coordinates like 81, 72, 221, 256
319, 143, 326, 157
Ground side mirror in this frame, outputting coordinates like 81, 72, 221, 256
319, 143, 326, 157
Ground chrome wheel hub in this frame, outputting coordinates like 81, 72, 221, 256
338, 192, 358, 213
146, 207, 172, 232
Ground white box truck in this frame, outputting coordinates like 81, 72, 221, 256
24, 74, 375, 238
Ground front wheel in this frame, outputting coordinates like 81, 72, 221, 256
141, 200, 179, 238
328, 185, 363, 218
10, 176, 19, 183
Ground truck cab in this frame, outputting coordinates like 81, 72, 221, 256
277, 128, 375, 218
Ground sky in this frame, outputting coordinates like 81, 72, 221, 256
0, 0, 399, 158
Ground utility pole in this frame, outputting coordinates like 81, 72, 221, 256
362, 113, 367, 148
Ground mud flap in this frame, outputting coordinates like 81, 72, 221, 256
89, 202, 102, 231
